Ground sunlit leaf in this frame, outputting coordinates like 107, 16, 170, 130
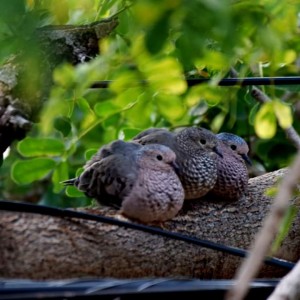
283, 49, 297, 65
53, 63, 75, 88
254, 102, 277, 139
273, 99, 293, 129
17, 137, 65, 157
77, 97, 92, 114
109, 72, 141, 93
133, 2, 164, 26
114, 87, 142, 108
155, 93, 185, 122
143, 58, 187, 95
11, 158, 56, 184
211, 113, 226, 133
94, 100, 120, 117
124, 91, 154, 128
52, 161, 68, 193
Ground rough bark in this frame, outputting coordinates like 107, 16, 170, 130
0, 17, 118, 160
0, 168, 299, 280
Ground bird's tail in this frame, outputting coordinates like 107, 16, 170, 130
61, 178, 77, 186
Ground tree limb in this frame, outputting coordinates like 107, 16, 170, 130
1, 168, 299, 280
226, 153, 300, 300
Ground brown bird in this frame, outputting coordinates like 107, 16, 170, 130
208, 132, 251, 201
133, 127, 222, 199
63, 140, 184, 223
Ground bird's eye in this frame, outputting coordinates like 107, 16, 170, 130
200, 139, 206, 145
231, 145, 237, 150
156, 155, 163, 161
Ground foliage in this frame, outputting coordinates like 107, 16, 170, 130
1, 0, 300, 206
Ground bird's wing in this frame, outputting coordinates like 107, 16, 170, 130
133, 129, 176, 150
78, 154, 138, 208
84, 140, 141, 169
132, 128, 170, 140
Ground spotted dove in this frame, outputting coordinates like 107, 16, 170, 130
133, 127, 222, 199
63, 140, 184, 223
208, 132, 251, 201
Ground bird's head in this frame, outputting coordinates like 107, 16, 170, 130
138, 144, 180, 173
217, 132, 252, 165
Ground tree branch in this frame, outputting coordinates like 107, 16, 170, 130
226, 153, 300, 300
1, 168, 300, 279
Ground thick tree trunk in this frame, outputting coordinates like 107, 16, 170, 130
0, 168, 299, 280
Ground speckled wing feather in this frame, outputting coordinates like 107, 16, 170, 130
76, 153, 139, 208
133, 129, 177, 150
84, 140, 141, 169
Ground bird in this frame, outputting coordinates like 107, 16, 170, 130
207, 132, 251, 201
133, 126, 222, 200
63, 140, 184, 223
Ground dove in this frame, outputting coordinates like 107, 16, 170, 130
133, 127, 222, 199
63, 140, 184, 223
208, 132, 251, 201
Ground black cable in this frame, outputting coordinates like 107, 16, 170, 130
0, 200, 295, 270
90, 77, 300, 88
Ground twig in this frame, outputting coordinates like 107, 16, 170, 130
251, 86, 271, 103
267, 259, 300, 300
225, 151, 300, 300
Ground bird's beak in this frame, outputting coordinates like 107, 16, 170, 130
213, 146, 223, 158
241, 153, 252, 166
171, 161, 181, 175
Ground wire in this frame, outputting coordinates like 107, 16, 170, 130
90, 77, 300, 88
0, 200, 295, 270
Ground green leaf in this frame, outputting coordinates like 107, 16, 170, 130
66, 186, 85, 198
155, 93, 185, 122
249, 102, 260, 126
53, 63, 75, 88
211, 113, 226, 133
54, 116, 72, 137
121, 128, 142, 140
109, 72, 141, 93
85, 148, 98, 161
271, 205, 298, 253
17, 137, 65, 157
273, 99, 293, 129
144, 58, 187, 95
11, 158, 56, 184
94, 100, 120, 118
254, 102, 277, 139
77, 97, 92, 114
52, 161, 69, 193
124, 92, 154, 128
145, 11, 170, 54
